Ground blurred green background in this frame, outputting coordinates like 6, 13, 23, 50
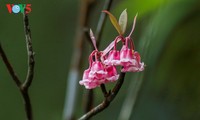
0, 0, 200, 120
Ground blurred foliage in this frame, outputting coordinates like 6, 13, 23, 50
0, 0, 200, 120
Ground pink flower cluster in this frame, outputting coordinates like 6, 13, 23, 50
79, 13, 145, 89
79, 50, 119, 89
79, 35, 145, 89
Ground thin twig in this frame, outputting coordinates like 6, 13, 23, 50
22, 13, 35, 90
20, 13, 35, 120
78, 72, 126, 120
0, 44, 22, 87
100, 84, 108, 97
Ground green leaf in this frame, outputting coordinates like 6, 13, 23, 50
103, 10, 122, 35
118, 9, 128, 35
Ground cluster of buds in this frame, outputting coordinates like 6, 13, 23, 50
79, 10, 145, 89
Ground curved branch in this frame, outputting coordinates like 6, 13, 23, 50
0, 44, 22, 87
22, 13, 35, 90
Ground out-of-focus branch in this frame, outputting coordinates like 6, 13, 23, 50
0, 13, 34, 120
78, 72, 126, 120
84, 0, 113, 48
63, 0, 94, 120
85, 89, 94, 112
95, 0, 113, 46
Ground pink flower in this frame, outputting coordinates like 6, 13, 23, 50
121, 51, 145, 72
120, 45, 137, 66
79, 69, 100, 89
120, 38, 145, 72
79, 61, 108, 89
103, 50, 121, 66
89, 61, 107, 79
105, 65, 119, 82
79, 51, 108, 89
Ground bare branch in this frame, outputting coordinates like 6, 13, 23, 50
0, 44, 22, 87
0, 13, 34, 120
19, 13, 35, 120
22, 13, 35, 90
21, 90, 33, 120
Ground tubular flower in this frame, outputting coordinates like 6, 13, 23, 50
79, 69, 99, 89
120, 37, 144, 72
103, 36, 123, 66
89, 61, 107, 80
105, 65, 119, 82
120, 38, 136, 66
120, 45, 136, 66
79, 51, 107, 89
104, 50, 120, 66
121, 51, 145, 72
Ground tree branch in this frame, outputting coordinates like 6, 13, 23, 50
22, 13, 35, 90
100, 84, 108, 97
0, 44, 22, 87
0, 13, 34, 120
20, 13, 35, 120
78, 72, 126, 120
21, 89, 33, 120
